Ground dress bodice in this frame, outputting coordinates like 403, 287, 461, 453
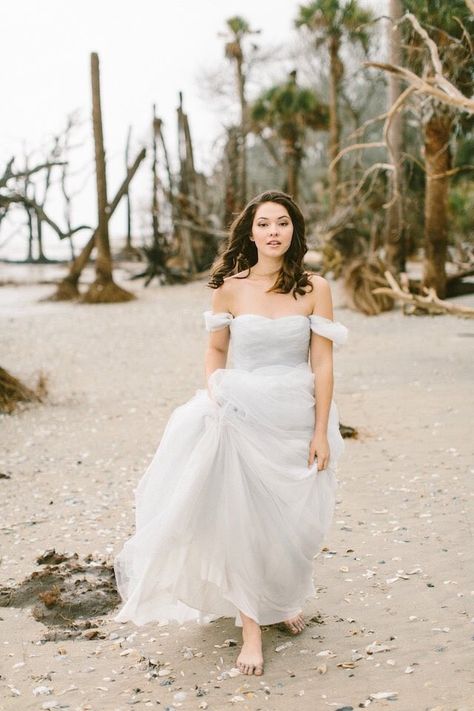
203, 311, 348, 371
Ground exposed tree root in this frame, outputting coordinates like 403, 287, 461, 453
42, 277, 80, 302
80, 280, 136, 303
344, 257, 395, 315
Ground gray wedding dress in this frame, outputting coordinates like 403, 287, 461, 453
114, 310, 348, 627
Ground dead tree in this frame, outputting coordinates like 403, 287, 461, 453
154, 116, 175, 214
60, 111, 88, 261
224, 126, 240, 227
0, 158, 90, 252
117, 125, 142, 261
81, 52, 134, 303
22, 152, 35, 261
60, 133, 76, 261
152, 105, 161, 248
15, 141, 60, 263
35, 136, 62, 263
126, 125, 133, 251
175, 92, 197, 275
47, 148, 146, 300
131, 105, 175, 286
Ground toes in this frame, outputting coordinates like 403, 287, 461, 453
255, 665, 264, 675
285, 614, 305, 634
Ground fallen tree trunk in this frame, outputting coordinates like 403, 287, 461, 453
372, 270, 474, 318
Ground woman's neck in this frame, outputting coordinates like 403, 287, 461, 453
250, 257, 283, 277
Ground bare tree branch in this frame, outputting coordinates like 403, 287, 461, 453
330, 86, 415, 172
364, 61, 474, 113
346, 163, 394, 203
1, 193, 90, 239
0, 160, 66, 188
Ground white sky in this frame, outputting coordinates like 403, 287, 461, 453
1, 0, 386, 260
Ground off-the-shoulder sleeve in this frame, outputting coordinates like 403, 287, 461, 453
203, 310, 233, 332
309, 314, 348, 346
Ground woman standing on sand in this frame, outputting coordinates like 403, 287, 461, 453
114, 190, 348, 676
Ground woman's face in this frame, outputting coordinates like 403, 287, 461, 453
250, 201, 293, 258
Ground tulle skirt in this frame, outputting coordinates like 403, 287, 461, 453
113, 362, 344, 627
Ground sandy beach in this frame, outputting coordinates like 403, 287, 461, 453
0, 268, 473, 711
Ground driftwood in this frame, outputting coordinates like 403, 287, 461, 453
0, 366, 47, 414
340, 423, 358, 439
344, 257, 395, 315
372, 270, 474, 318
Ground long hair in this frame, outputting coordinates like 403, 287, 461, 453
207, 190, 313, 298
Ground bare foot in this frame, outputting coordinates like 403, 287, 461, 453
236, 612, 264, 675
278, 611, 305, 635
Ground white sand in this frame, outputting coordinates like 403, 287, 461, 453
0, 269, 473, 711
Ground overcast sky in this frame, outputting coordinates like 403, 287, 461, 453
1, 0, 385, 260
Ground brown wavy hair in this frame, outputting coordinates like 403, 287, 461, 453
207, 190, 313, 299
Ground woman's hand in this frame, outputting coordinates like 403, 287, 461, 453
308, 431, 330, 471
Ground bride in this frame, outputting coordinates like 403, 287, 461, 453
114, 189, 348, 677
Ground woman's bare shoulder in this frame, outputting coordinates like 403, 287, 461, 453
211, 275, 239, 312
306, 272, 330, 291
306, 273, 333, 316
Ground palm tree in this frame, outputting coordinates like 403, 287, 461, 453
295, 0, 373, 212
251, 71, 328, 201
221, 16, 260, 210
403, 0, 474, 297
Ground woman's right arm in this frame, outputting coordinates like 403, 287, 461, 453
204, 284, 232, 398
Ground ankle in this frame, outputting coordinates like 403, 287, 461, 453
242, 623, 261, 640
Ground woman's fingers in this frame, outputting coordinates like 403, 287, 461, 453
308, 444, 330, 471
317, 454, 329, 471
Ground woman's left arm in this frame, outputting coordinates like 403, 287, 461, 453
308, 276, 334, 471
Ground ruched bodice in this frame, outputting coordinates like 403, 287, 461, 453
230, 315, 310, 370
203, 311, 348, 371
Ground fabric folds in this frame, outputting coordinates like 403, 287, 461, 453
113, 308, 348, 628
